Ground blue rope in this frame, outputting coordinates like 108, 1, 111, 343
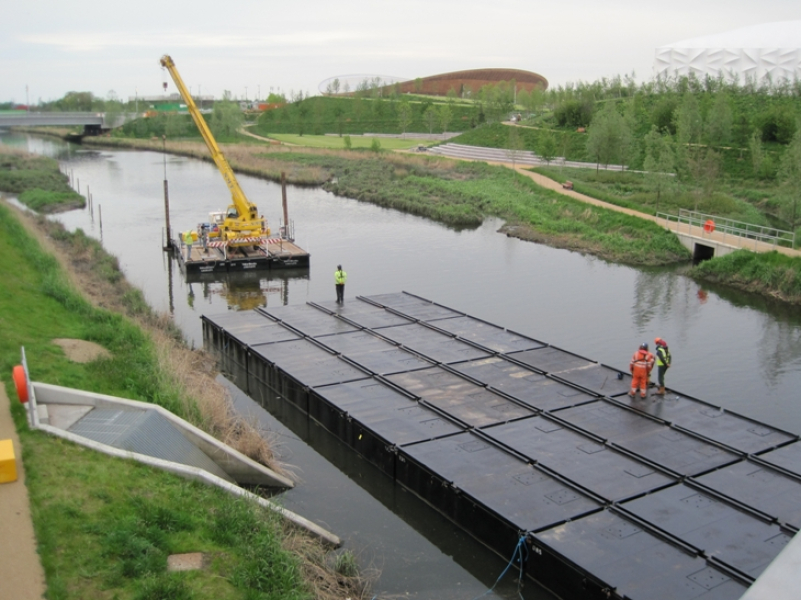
470, 535, 529, 600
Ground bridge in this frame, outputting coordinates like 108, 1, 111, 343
0, 112, 132, 134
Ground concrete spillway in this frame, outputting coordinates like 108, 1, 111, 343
202, 292, 801, 600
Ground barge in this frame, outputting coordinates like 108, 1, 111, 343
176, 236, 310, 273
202, 292, 800, 600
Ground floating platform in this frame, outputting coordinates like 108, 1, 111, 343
174, 237, 310, 273
202, 292, 801, 600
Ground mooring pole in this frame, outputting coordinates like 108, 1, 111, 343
281, 171, 289, 240
162, 136, 172, 250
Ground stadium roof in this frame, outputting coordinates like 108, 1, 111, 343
659, 20, 801, 49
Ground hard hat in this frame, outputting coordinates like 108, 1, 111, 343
640, 342, 649, 351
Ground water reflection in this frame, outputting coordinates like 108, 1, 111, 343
181, 267, 307, 312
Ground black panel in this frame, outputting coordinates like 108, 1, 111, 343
427, 316, 546, 353
376, 323, 490, 364
314, 330, 433, 375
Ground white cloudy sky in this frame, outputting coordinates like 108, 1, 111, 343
2, 0, 800, 104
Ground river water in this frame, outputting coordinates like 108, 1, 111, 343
4, 132, 801, 599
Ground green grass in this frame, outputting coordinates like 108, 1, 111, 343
0, 147, 85, 212
264, 133, 434, 150
691, 249, 801, 303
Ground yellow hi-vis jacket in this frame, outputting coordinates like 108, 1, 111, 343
335, 269, 347, 285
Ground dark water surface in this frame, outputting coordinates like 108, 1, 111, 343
4, 133, 801, 599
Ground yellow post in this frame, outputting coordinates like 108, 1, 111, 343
0, 439, 18, 483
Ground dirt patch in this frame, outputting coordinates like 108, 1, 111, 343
52, 338, 111, 363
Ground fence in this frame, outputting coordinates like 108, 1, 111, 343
657, 209, 796, 250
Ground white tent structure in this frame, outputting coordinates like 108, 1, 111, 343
654, 21, 801, 84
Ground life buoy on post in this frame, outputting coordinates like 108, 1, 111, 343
703, 219, 715, 233
12, 365, 28, 404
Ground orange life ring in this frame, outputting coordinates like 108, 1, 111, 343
12, 364, 28, 404
703, 219, 715, 233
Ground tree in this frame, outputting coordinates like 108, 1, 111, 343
777, 127, 801, 232
343, 135, 352, 150
688, 148, 722, 211
538, 129, 557, 165
705, 91, 733, 147
370, 137, 382, 153
424, 106, 437, 134
104, 90, 124, 129
438, 104, 453, 133
585, 102, 632, 173
749, 129, 766, 179
642, 126, 677, 213
210, 91, 243, 138
397, 100, 413, 134
506, 125, 524, 168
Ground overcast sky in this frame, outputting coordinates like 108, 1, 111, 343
2, 1, 800, 104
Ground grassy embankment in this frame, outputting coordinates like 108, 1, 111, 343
0, 144, 85, 212
0, 157, 366, 599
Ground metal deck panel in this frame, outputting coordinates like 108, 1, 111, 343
387, 367, 536, 428
555, 400, 740, 476
507, 345, 596, 375
201, 310, 271, 330
68, 408, 230, 480
312, 379, 464, 446
258, 304, 359, 337
451, 356, 597, 411
532, 509, 748, 600
312, 299, 413, 329
427, 316, 546, 353
621, 483, 792, 579
398, 431, 603, 534
483, 417, 675, 502
362, 292, 464, 321
226, 322, 301, 346
314, 331, 433, 375
755, 441, 801, 478
250, 339, 370, 388
375, 323, 491, 364
552, 363, 632, 397
694, 461, 801, 529
626, 394, 795, 455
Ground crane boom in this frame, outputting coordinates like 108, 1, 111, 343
159, 55, 264, 240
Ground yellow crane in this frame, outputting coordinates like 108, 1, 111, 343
159, 54, 268, 244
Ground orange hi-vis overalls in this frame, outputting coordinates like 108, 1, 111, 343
629, 348, 655, 398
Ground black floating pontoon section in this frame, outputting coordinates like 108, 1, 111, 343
313, 330, 433, 376
693, 460, 801, 529
310, 299, 413, 329
753, 440, 801, 478
531, 509, 748, 600
397, 431, 603, 557
624, 393, 795, 455
387, 366, 536, 428
483, 416, 675, 502
375, 323, 491, 364
310, 378, 464, 476
258, 303, 359, 337
553, 400, 741, 477
620, 483, 793, 580
451, 356, 597, 412
201, 292, 801, 600
426, 315, 546, 354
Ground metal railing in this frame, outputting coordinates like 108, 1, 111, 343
657, 209, 796, 250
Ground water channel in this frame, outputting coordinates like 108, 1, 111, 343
4, 132, 801, 599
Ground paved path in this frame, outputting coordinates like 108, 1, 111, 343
0, 383, 47, 600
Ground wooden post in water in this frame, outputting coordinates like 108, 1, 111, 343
162, 136, 172, 249
98, 205, 102, 238
281, 171, 289, 241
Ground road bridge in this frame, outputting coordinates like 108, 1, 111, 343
0, 112, 131, 134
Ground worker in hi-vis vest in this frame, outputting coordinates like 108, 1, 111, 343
654, 337, 671, 396
183, 230, 194, 261
334, 264, 347, 304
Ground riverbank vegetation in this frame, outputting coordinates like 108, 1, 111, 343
0, 200, 369, 599
0, 144, 84, 212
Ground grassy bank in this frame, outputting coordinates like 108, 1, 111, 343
0, 144, 85, 212
691, 249, 801, 304
0, 200, 366, 599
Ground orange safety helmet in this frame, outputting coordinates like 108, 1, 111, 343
654, 337, 666, 347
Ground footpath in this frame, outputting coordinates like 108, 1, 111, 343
0, 383, 46, 599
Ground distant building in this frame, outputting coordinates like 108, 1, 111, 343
654, 20, 801, 84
